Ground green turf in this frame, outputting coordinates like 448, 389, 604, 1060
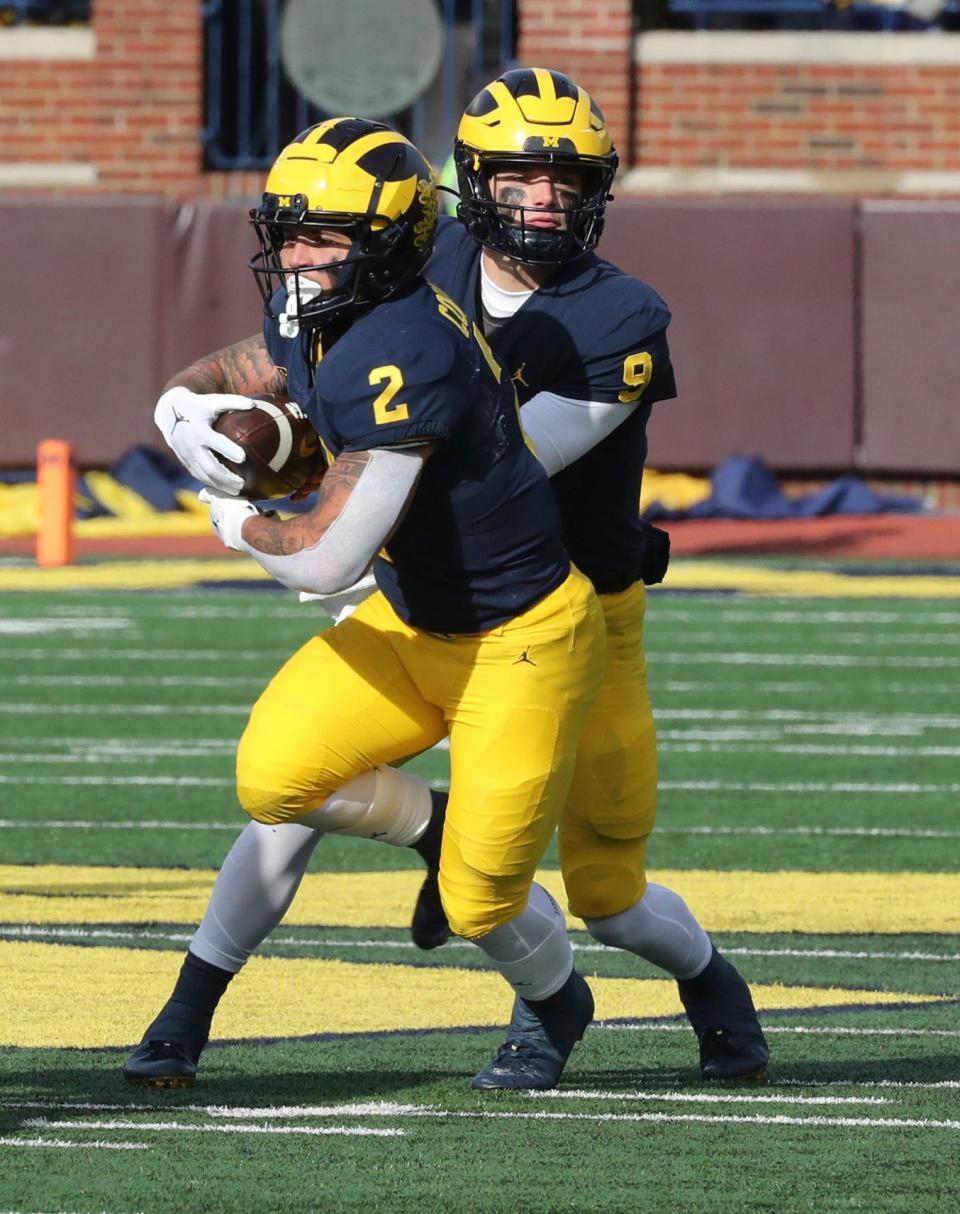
1, 583, 958, 1212
2, 1007, 959, 1214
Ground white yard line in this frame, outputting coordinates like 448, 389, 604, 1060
25, 1108, 958, 1133
529, 1090, 890, 1106
656, 825, 960, 839
653, 681, 960, 696
6, 1095, 958, 1138
0, 818, 953, 842
0, 819, 240, 831
603, 1025, 960, 1038
655, 632, 960, 647
654, 709, 960, 726
655, 653, 960, 668
3, 925, 958, 966
651, 609, 960, 626
661, 780, 960, 794
0, 703, 248, 715
23, 1117, 402, 1139
0, 776, 232, 786
0, 676, 262, 688
0, 649, 287, 662
0, 1134, 149, 1150
661, 744, 960, 757
0, 747, 230, 757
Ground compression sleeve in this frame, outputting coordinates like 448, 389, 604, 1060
521, 391, 640, 477
239, 448, 426, 594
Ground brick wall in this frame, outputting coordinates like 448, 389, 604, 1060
0, 0, 256, 198
636, 63, 960, 175
3, 5, 960, 198
518, 0, 635, 160
627, 34, 960, 194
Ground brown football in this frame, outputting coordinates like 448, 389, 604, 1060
213, 398, 324, 500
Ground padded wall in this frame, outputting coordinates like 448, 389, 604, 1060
600, 198, 858, 471
859, 202, 960, 475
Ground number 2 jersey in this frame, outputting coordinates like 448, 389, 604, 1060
428, 216, 678, 594
264, 279, 568, 634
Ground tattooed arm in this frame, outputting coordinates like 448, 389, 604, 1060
154, 334, 290, 494
206, 445, 435, 594
163, 333, 288, 401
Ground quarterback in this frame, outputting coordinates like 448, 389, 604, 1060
419, 69, 768, 1081
127, 118, 607, 1091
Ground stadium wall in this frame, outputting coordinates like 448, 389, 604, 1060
2, 197, 958, 477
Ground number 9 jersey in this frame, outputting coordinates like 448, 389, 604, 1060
429, 215, 677, 594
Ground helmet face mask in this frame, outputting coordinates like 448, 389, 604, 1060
455, 148, 615, 265
249, 119, 438, 334
455, 69, 618, 266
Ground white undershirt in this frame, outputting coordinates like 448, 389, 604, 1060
480, 258, 535, 318
480, 256, 642, 477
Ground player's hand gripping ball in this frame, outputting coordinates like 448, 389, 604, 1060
213, 399, 324, 500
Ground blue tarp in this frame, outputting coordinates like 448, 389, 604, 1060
2, 448, 926, 523
642, 455, 924, 522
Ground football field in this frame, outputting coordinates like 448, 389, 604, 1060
1, 577, 958, 1213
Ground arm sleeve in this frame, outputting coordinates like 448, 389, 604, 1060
239, 447, 426, 594
520, 391, 641, 477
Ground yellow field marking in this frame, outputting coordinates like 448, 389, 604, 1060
0, 557, 956, 596
2, 865, 958, 935
0, 559, 270, 592
661, 561, 960, 599
0, 940, 942, 1050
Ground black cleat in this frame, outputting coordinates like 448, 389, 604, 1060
678, 947, 769, 1081
411, 790, 451, 950
123, 1039, 199, 1088
472, 970, 594, 1091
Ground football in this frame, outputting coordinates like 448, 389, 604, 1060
213, 398, 324, 499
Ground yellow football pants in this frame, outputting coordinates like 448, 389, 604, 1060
559, 582, 658, 921
236, 567, 607, 939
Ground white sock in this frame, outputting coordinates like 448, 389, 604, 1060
190, 819, 321, 973
584, 883, 713, 980
473, 882, 573, 1000
299, 766, 432, 848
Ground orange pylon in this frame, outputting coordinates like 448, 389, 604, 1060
36, 439, 75, 567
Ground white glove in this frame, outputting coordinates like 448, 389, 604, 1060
199, 487, 261, 552
155, 386, 261, 495
298, 571, 377, 623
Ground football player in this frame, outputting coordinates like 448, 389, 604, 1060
420, 69, 768, 1081
141, 73, 768, 1087
128, 118, 607, 1091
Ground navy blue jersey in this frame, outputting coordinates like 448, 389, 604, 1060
429, 216, 677, 592
264, 279, 568, 633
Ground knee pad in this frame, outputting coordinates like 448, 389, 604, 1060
565, 859, 646, 922
441, 868, 532, 941
562, 829, 650, 921
237, 773, 325, 826
298, 766, 431, 848
236, 721, 334, 825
